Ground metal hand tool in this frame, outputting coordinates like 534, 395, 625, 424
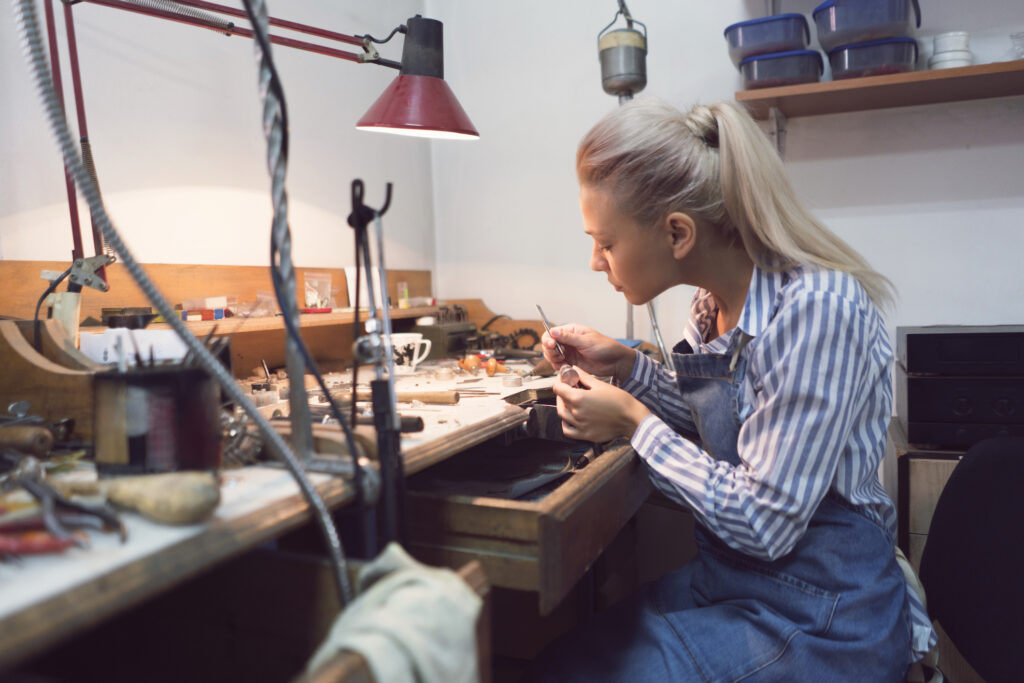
535, 305, 565, 358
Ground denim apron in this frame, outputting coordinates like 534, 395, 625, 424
532, 334, 911, 682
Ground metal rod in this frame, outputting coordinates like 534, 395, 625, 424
646, 301, 674, 372
63, 3, 109, 278
163, 0, 365, 46
63, 5, 89, 139
43, 0, 85, 262
82, 0, 366, 63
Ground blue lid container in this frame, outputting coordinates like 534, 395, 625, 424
739, 49, 823, 90
724, 14, 810, 66
828, 37, 918, 79
813, 0, 921, 53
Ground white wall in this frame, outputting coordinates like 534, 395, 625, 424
3, 1, 1022, 341
0, 0, 435, 273
429, 0, 1024, 346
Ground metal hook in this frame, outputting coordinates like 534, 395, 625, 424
348, 180, 393, 229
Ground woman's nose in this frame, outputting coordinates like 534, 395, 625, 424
590, 247, 606, 272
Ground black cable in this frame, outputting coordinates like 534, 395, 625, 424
240, 0, 366, 516
480, 313, 510, 331
33, 266, 73, 352
360, 24, 405, 45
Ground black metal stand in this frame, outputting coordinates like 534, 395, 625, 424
348, 179, 406, 546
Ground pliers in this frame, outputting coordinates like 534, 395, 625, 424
0, 451, 126, 547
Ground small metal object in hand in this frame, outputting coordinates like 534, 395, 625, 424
558, 364, 580, 387
535, 304, 565, 358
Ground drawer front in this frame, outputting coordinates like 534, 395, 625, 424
406, 441, 651, 614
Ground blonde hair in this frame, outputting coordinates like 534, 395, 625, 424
576, 98, 895, 308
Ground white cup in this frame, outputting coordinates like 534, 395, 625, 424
929, 50, 973, 69
934, 31, 970, 54
389, 332, 432, 373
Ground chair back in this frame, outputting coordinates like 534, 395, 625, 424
919, 436, 1024, 683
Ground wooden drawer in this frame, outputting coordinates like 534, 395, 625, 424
405, 439, 651, 615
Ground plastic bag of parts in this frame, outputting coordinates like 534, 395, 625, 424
304, 271, 334, 309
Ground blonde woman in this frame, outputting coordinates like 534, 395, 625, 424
533, 99, 935, 681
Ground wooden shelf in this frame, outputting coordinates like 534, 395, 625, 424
148, 305, 437, 336
737, 59, 1024, 119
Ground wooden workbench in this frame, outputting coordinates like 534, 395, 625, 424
0, 370, 534, 670
0, 269, 656, 673
0, 363, 654, 676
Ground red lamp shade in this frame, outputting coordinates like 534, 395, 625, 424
357, 73, 478, 140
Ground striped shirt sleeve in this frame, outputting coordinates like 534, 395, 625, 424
620, 352, 699, 437
629, 289, 877, 561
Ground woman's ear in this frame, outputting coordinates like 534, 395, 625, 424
666, 212, 696, 260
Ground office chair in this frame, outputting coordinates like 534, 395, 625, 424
918, 436, 1024, 683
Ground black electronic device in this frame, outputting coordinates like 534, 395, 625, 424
896, 325, 1024, 449
413, 321, 477, 360
897, 325, 1024, 376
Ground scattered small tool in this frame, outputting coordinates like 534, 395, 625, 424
354, 390, 460, 405
457, 354, 481, 374
0, 452, 126, 545
0, 529, 87, 556
0, 426, 54, 456
526, 358, 555, 378
59, 471, 220, 526
485, 357, 508, 377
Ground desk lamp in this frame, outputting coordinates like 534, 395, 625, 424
43, 0, 477, 269
597, 1, 674, 371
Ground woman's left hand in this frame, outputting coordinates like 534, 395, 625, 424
552, 367, 651, 443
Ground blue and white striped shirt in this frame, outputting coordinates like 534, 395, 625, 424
622, 263, 936, 659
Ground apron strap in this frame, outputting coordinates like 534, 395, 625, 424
728, 332, 753, 373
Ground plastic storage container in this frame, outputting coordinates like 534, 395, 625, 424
739, 50, 823, 89
828, 37, 917, 79
814, 0, 921, 53
724, 14, 810, 66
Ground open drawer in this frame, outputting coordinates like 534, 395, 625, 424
404, 433, 652, 615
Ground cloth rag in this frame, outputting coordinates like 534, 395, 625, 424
305, 542, 482, 683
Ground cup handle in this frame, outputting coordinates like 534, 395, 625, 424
414, 339, 432, 365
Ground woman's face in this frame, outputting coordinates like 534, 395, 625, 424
580, 184, 678, 306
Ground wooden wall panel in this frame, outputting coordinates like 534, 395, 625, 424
0, 260, 431, 321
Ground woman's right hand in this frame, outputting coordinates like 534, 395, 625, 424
541, 323, 635, 383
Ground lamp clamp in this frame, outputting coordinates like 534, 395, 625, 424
69, 253, 115, 292
358, 23, 406, 67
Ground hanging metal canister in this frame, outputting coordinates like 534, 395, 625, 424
598, 4, 648, 98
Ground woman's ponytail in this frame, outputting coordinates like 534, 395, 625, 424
713, 101, 895, 308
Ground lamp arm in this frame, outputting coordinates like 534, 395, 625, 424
78, 0, 402, 67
